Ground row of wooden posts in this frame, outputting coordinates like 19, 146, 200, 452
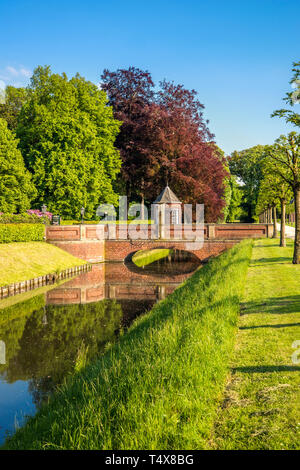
0, 263, 91, 300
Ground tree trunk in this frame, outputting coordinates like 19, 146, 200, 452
272, 205, 277, 238
280, 199, 286, 247
293, 188, 300, 263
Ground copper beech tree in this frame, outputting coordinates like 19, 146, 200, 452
101, 67, 228, 222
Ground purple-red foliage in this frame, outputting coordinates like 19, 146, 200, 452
101, 67, 227, 222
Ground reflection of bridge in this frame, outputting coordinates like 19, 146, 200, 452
46, 263, 194, 305
46, 223, 274, 263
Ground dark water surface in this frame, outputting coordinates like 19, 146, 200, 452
0, 251, 201, 444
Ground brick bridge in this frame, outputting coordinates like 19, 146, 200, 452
46, 223, 274, 263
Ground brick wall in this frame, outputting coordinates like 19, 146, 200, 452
46, 223, 272, 263
105, 239, 236, 262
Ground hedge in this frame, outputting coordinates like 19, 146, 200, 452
0, 213, 49, 224
0, 224, 45, 243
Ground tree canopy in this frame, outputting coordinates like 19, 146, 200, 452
0, 86, 27, 131
16, 66, 122, 219
0, 118, 35, 213
101, 67, 228, 222
272, 61, 300, 127
228, 145, 267, 221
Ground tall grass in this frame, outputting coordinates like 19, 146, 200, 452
2, 240, 252, 450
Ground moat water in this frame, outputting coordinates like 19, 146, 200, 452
0, 251, 201, 444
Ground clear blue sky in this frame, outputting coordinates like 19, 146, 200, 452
1, 0, 299, 154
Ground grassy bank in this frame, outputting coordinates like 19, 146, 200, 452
211, 239, 300, 450
132, 248, 173, 267
0, 242, 86, 286
2, 240, 252, 450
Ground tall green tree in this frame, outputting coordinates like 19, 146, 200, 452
17, 66, 121, 219
272, 61, 300, 126
256, 158, 292, 246
228, 145, 267, 222
0, 118, 35, 213
226, 175, 243, 222
0, 86, 27, 131
265, 133, 300, 262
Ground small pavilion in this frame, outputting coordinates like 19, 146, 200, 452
153, 185, 182, 225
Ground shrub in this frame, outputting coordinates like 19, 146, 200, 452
27, 209, 53, 222
0, 224, 45, 243
0, 213, 50, 225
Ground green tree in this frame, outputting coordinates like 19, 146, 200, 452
228, 145, 267, 222
210, 144, 232, 222
17, 66, 122, 219
0, 86, 27, 131
265, 133, 300, 262
226, 175, 243, 222
272, 61, 300, 127
256, 159, 292, 246
0, 118, 36, 213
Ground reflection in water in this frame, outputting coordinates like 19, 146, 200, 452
127, 249, 201, 276
0, 252, 200, 444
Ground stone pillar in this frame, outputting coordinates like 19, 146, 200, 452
80, 224, 85, 240
159, 205, 165, 239
157, 285, 166, 301
207, 224, 215, 239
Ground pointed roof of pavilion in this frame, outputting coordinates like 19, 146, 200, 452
153, 185, 181, 204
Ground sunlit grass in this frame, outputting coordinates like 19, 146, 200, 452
0, 242, 86, 286
132, 248, 173, 267
2, 240, 252, 450
211, 239, 300, 450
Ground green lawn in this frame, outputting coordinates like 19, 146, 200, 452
2, 240, 252, 450
0, 242, 86, 286
132, 248, 173, 267
211, 238, 300, 450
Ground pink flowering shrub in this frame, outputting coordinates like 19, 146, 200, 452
0, 210, 52, 224
27, 209, 53, 221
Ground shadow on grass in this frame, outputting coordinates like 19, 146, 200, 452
250, 257, 292, 266
254, 240, 293, 248
232, 365, 300, 373
241, 295, 300, 315
240, 322, 300, 329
